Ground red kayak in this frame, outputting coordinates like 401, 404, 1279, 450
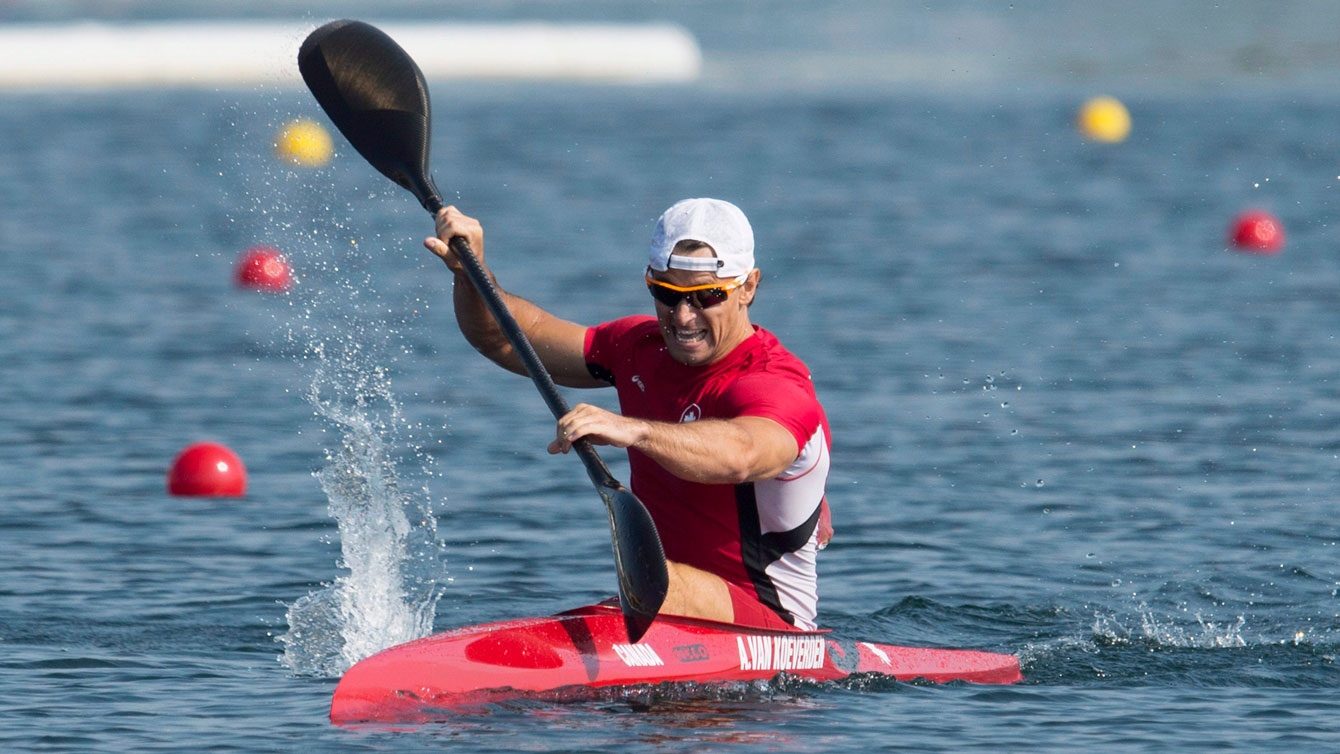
330, 602, 1022, 722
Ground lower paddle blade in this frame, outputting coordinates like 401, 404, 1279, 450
622, 610, 656, 646
604, 485, 668, 642
298, 19, 442, 212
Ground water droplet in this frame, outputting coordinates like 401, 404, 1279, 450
1035, 479, 1045, 487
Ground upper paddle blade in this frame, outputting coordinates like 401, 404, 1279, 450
603, 484, 668, 642
298, 20, 443, 213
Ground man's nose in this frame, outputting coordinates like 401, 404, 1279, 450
672, 298, 699, 322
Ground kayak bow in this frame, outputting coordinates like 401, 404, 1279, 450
330, 603, 1022, 722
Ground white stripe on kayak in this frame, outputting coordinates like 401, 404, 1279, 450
860, 641, 891, 665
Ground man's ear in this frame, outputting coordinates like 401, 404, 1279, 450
740, 268, 761, 307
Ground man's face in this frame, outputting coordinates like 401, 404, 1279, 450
646, 245, 758, 366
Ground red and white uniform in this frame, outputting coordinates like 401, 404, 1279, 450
584, 316, 831, 629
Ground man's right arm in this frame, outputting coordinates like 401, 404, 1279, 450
425, 206, 604, 389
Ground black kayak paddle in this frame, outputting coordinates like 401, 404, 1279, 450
298, 19, 668, 642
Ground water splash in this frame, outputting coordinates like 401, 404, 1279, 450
277, 334, 445, 677
1014, 602, 1247, 673
218, 100, 446, 677
1091, 603, 1247, 649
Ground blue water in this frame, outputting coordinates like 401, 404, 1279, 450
4, 4, 1340, 752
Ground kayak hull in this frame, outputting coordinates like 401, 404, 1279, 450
330, 603, 1022, 723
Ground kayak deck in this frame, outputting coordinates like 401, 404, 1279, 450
330, 603, 1022, 722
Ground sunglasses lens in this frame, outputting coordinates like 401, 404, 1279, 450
694, 288, 730, 308
648, 283, 684, 308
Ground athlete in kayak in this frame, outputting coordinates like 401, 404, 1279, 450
425, 198, 831, 630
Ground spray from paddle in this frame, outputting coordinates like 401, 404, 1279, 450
214, 80, 448, 673
277, 325, 444, 677
219, 129, 447, 676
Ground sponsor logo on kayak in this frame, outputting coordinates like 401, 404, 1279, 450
613, 643, 664, 668
673, 643, 709, 663
736, 635, 825, 672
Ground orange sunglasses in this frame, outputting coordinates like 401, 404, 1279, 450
645, 271, 748, 309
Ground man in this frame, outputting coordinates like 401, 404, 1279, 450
424, 198, 831, 629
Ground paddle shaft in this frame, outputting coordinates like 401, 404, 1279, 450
436, 208, 665, 632
446, 226, 665, 632
444, 233, 620, 492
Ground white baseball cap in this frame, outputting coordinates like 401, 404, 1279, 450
648, 198, 755, 278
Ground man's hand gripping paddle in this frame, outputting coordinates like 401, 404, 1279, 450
298, 19, 668, 642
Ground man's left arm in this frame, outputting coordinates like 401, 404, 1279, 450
548, 404, 797, 485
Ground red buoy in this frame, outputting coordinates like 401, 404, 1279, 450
1229, 210, 1285, 254
234, 246, 293, 291
168, 442, 247, 497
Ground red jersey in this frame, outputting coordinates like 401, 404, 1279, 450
584, 316, 831, 628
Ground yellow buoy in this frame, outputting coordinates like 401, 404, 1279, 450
1076, 96, 1131, 143
274, 118, 333, 167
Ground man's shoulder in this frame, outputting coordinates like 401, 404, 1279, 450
585, 316, 665, 374
594, 314, 660, 341
724, 331, 819, 404
718, 329, 826, 444
742, 327, 813, 379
